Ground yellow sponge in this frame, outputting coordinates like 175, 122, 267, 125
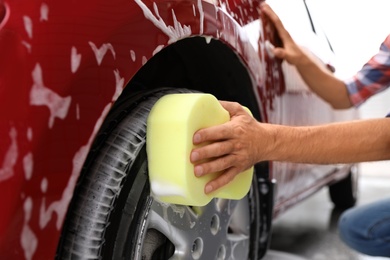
146, 93, 253, 206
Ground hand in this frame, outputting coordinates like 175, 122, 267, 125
260, 3, 306, 65
190, 101, 270, 194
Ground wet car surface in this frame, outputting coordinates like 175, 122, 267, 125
0, 0, 358, 259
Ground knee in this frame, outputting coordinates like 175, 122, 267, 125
338, 207, 390, 257
338, 207, 371, 251
338, 209, 358, 242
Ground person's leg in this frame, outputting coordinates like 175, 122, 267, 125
338, 197, 390, 257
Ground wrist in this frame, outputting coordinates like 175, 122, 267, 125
255, 122, 279, 162
293, 48, 312, 67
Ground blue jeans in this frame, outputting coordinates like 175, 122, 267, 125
338, 198, 390, 257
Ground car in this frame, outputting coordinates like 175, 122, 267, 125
265, 0, 360, 218
0, 0, 359, 259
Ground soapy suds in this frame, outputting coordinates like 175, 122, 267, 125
154, 201, 175, 237
265, 40, 275, 59
71, 46, 82, 73
152, 45, 164, 56
40, 3, 49, 22
142, 56, 147, 65
23, 16, 33, 39
41, 178, 48, 193
112, 70, 124, 101
23, 153, 34, 180
197, 0, 204, 35
30, 64, 72, 128
0, 128, 18, 182
134, 0, 192, 44
169, 204, 186, 218
220, 3, 228, 15
88, 41, 116, 65
151, 181, 186, 198
22, 41, 32, 53
27, 128, 33, 141
130, 50, 136, 62
21, 197, 38, 260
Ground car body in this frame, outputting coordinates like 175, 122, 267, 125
265, 0, 360, 217
0, 0, 358, 259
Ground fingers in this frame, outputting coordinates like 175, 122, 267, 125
193, 151, 236, 177
191, 139, 233, 163
260, 3, 284, 33
273, 47, 286, 59
204, 167, 239, 194
260, 3, 304, 65
193, 101, 245, 145
260, 3, 293, 46
193, 123, 231, 146
260, 3, 280, 24
190, 100, 256, 194
219, 101, 245, 117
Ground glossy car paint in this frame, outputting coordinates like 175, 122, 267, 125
0, 0, 354, 259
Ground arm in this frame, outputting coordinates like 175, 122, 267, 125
270, 119, 390, 163
260, 3, 353, 109
191, 101, 390, 193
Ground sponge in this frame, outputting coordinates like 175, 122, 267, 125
146, 93, 253, 206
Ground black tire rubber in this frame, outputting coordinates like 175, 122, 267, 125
56, 88, 262, 259
329, 165, 359, 209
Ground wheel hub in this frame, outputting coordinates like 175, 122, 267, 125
136, 197, 251, 260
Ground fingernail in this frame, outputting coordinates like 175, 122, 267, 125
205, 185, 213, 194
193, 133, 201, 143
191, 151, 199, 162
194, 166, 203, 177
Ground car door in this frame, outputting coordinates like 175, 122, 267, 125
265, 0, 359, 216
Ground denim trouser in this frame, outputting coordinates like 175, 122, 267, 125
338, 198, 390, 257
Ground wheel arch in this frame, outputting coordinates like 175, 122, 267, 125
119, 36, 263, 122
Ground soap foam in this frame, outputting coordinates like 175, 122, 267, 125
151, 181, 186, 198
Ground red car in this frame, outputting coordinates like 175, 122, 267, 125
0, 0, 358, 259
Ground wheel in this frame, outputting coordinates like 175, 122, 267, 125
329, 165, 359, 209
57, 88, 262, 259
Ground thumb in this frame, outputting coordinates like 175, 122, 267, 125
219, 101, 244, 117
273, 47, 285, 59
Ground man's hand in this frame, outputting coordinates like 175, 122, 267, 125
260, 2, 353, 108
190, 101, 271, 194
260, 3, 306, 66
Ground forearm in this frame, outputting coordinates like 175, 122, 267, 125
264, 118, 390, 164
294, 52, 353, 109
261, 2, 353, 109
191, 103, 390, 194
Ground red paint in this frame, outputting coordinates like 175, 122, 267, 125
0, 0, 354, 259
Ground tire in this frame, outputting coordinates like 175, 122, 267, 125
329, 165, 359, 209
57, 88, 262, 259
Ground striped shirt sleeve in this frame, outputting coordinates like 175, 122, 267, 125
344, 34, 390, 107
